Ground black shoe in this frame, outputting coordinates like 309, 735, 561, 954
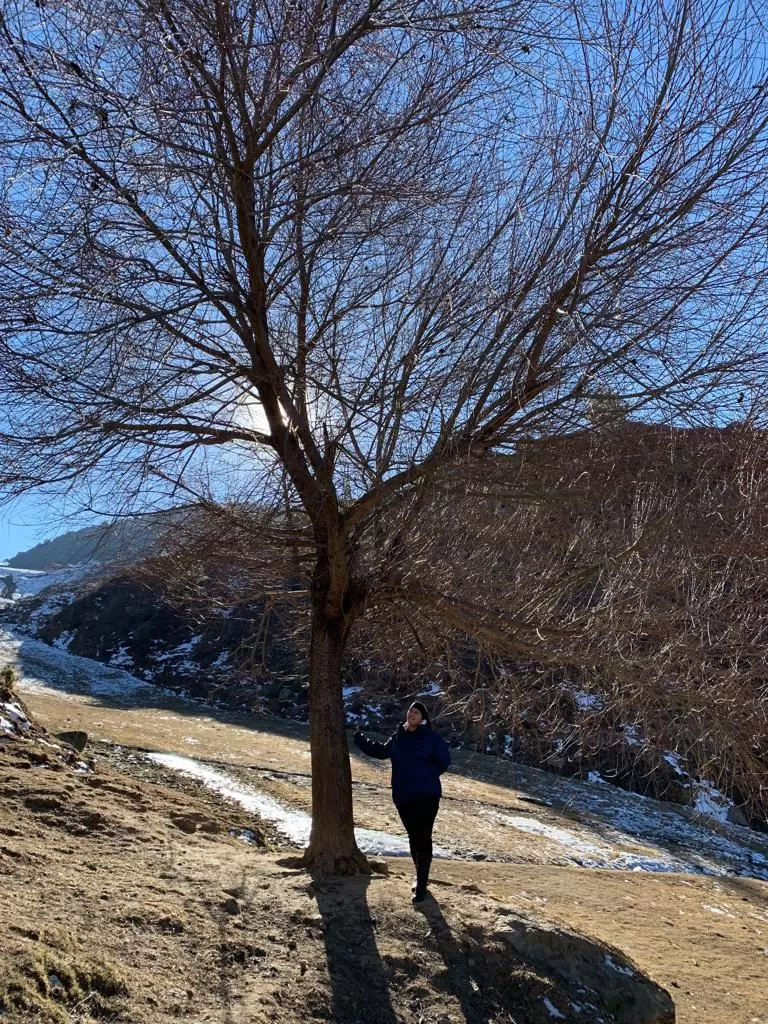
412, 886, 427, 903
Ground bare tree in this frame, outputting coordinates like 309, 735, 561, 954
0, 0, 767, 870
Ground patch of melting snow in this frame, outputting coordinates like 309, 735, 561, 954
701, 904, 735, 917
417, 681, 443, 697
147, 752, 447, 858
621, 723, 642, 747
604, 954, 634, 977
542, 996, 566, 1019
492, 802, 768, 880
0, 565, 93, 599
153, 636, 203, 662
0, 701, 32, 732
109, 645, 135, 668
586, 771, 607, 785
692, 779, 733, 823
51, 631, 75, 652
536, 769, 768, 881
0, 626, 164, 700
662, 751, 688, 777
493, 813, 606, 856
573, 691, 602, 711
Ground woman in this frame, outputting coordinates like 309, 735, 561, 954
354, 700, 450, 902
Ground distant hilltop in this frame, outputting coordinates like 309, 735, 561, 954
5, 510, 185, 571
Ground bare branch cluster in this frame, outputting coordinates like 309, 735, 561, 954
1, 0, 767, 858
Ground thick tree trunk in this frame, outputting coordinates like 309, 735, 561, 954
303, 608, 370, 875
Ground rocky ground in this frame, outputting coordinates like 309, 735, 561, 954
1, 646, 767, 1023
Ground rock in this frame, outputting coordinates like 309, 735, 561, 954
221, 897, 241, 915
497, 916, 675, 1024
726, 804, 750, 827
57, 730, 88, 752
170, 815, 197, 834
197, 818, 223, 834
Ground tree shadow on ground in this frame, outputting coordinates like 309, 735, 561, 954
310, 873, 398, 1024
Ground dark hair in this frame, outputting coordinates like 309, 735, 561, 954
409, 700, 430, 726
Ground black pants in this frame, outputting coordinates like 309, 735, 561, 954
395, 796, 440, 886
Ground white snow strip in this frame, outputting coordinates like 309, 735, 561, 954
109, 645, 135, 668
153, 637, 202, 662
543, 997, 566, 1019
604, 954, 634, 977
494, 814, 606, 856
701, 904, 735, 917
662, 751, 687, 777
4, 702, 30, 726
0, 564, 95, 599
147, 752, 447, 858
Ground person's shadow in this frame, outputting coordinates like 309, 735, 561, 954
415, 893, 486, 1024
312, 873, 398, 1024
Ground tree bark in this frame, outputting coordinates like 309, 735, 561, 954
303, 607, 370, 874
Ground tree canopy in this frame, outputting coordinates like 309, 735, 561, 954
1, 0, 767, 869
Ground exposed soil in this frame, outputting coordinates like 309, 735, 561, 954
0, 683, 766, 1023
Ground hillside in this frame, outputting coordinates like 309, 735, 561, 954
3, 425, 768, 832
4, 509, 188, 571
2, 640, 768, 1023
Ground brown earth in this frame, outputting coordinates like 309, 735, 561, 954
0, 685, 766, 1024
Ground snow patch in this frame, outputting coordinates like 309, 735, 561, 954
621, 724, 642, 747
147, 752, 449, 859
701, 904, 735, 917
662, 751, 688, 777
109, 645, 135, 668
417, 682, 443, 697
573, 691, 602, 711
494, 814, 606, 856
51, 631, 75, 652
543, 996, 566, 1019
0, 701, 32, 734
604, 954, 634, 977
0, 626, 160, 700
692, 780, 734, 824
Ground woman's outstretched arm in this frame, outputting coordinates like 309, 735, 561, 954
353, 730, 394, 759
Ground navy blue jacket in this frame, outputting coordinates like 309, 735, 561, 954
354, 723, 451, 805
